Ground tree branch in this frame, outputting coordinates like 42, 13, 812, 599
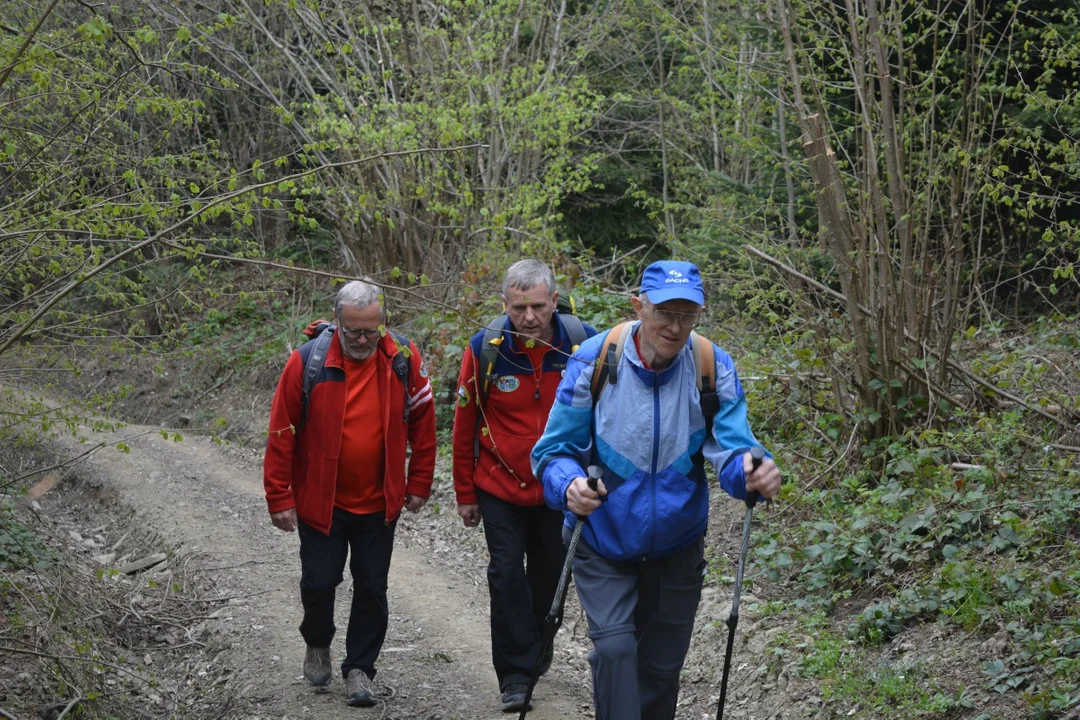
0, 0, 62, 91
0, 143, 483, 359
744, 244, 1076, 430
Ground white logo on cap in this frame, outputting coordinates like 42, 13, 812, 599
668, 270, 683, 277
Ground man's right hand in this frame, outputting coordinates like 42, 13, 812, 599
566, 476, 607, 517
457, 503, 481, 528
270, 508, 298, 532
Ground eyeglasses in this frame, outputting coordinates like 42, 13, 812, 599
339, 325, 383, 340
641, 299, 702, 328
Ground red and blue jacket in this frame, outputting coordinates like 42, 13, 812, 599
263, 322, 436, 534
451, 315, 597, 507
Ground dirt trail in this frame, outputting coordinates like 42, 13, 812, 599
50, 422, 591, 719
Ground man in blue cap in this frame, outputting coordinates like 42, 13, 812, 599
531, 260, 782, 719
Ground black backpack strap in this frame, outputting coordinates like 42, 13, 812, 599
557, 312, 587, 354
473, 316, 507, 463
389, 332, 412, 424
299, 326, 335, 431
477, 315, 507, 405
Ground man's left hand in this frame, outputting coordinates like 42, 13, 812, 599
744, 453, 781, 500
405, 494, 428, 513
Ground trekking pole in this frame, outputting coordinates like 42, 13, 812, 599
716, 446, 765, 720
519, 465, 602, 720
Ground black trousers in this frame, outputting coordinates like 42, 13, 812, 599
297, 507, 396, 681
476, 488, 567, 691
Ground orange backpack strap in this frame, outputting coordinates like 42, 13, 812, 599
691, 331, 719, 436
590, 322, 632, 401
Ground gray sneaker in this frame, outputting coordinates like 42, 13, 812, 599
345, 668, 376, 707
303, 646, 332, 687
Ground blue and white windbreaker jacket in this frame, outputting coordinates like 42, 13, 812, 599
530, 322, 764, 561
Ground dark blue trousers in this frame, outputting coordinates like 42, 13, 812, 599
567, 527, 706, 720
297, 508, 396, 680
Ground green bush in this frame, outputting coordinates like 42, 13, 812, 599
0, 500, 54, 570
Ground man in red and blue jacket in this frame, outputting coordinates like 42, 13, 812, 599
451, 260, 597, 712
263, 280, 435, 708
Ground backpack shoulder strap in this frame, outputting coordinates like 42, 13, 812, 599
476, 315, 507, 407
557, 312, 587, 354
389, 332, 412, 424
590, 322, 631, 402
299, 326, 335, 431
691, 331, 719, 436
473, 315, 507, 462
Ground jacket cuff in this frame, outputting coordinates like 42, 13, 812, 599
543, 457, 584, 512
266, 495, 295, 515
405, 479, 432, 498
456, 490, 478, 505
719, 448, 749, 499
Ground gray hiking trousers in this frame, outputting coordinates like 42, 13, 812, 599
566, 525, 706, 720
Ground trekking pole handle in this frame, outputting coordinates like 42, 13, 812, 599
746, 446, 765, 509
586, 465, 602, 493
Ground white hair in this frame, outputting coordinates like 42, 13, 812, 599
334, 280, 384, 318
502, 259, 556, 298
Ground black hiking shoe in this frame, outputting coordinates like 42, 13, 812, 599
501, 683, 531, 712
303, 645, 332, 687
345, 669, 376, 707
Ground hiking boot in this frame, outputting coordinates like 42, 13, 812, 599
303, 646, 331, 687
501, 683, 530, 712
538, 645, 554, 677
345, 669, 376, 707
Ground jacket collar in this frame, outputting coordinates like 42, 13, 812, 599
624, 321, 689, 386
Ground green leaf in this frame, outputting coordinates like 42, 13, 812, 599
177, 27, 191, 42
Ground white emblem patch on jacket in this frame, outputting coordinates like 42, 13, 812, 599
496, 376, 521, 393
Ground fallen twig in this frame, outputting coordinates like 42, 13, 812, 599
167, 589, 272, 604
54, 696, 81, 720
195, 560, 271, 571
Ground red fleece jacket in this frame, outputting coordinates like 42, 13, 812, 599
263, 325, 436, 534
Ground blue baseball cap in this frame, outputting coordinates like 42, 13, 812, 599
639, 260, 705, 306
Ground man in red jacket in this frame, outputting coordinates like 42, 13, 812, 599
452, 260, 596, 711
263, 280, 436, 708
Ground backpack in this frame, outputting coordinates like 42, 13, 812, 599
298, 324, 411, 431
590, 322, 720, 437
472, 307, 589, 462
